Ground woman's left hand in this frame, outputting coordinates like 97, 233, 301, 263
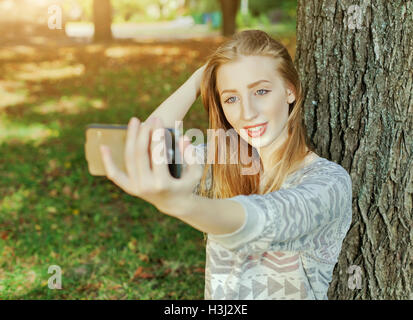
99, 116, 202, 217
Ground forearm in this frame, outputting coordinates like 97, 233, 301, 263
146, 68, 203, 128
165, 194, 246, 235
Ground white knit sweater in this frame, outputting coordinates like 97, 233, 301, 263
192, 143, 353, 300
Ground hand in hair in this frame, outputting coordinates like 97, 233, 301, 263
99, 116, 203, 217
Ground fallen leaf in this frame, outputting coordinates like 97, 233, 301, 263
127, 238, 137, 251
132, 266, 143, 279
109, 284, 122, 290
26, 271, 36, 284
138, 253, 149, 262
74, 266, 88, 275
111, 193, 119, 199
0, 231, 9, 240
98, 232, 111, 239
63, 185, 71, 197
132, 266, 155, 280
88, 248, 101, 259
47, 206, 57, 213
48, 159, 58, 170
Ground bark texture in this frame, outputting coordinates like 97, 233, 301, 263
295, 0, 412, 299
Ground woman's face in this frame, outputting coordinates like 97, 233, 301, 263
216, 55, 295, 150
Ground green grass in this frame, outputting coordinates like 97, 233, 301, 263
0, 41, 211, 299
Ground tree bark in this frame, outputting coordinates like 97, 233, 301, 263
219, 0, 240, 37
295, 0, 412, 299
93, 0, 112, 42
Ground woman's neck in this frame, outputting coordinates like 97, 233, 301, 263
257, 126, 289, 173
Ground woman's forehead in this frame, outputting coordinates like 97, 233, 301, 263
216, 57, 280, 92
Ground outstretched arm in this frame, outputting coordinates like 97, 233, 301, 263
145, 65, 206, 128
165, 194, 247, 236
200, 165, 353, 256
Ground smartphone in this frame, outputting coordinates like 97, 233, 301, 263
85, 124, 182, 178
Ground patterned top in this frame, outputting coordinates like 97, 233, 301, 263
192, 143, 353, 300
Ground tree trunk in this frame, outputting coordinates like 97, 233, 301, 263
219, 0, 240, 37
295, 0, 412, 299
93, 0, 112, 42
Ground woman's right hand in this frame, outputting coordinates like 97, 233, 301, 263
100, 117, 203, 217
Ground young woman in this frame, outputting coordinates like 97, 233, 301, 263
100, 30, 353, 300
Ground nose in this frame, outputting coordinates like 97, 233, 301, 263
241, 96, 259, 121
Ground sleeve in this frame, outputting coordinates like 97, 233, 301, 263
207, 164, 353, 257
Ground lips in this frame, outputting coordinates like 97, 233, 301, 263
243, 122, 268, 138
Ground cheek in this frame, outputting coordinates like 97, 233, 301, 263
263, 97, 288, 121
222, 107, 240, 127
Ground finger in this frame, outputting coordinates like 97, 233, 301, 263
178, 135, 192, 156
125, 117, 139, 180
177, 135, 192, 171
150, 118, 170, 181
100, 145, 130, 190
135, 117, 153, 181
179, 139, 203, 183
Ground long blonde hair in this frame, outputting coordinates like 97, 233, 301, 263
198, 29, 314, 199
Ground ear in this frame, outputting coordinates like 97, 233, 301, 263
286, 87, 296, 104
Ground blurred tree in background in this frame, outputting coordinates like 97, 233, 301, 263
249, 0, 297, 20
219, 0, 239, 36
93, 0, 112, 41
243, 0, 297, 25
186, 0, 220, 14
0, 0, 298, 42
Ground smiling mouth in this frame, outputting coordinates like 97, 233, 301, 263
244, 122, 268, 138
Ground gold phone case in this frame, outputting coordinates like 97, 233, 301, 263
85, 124, 128, 176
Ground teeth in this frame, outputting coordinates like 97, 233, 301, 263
247, 125, 265, 132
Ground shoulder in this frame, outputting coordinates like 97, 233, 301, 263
319, 158, 352, 194
304, 157, 353, 220
303, 157, 352, 188
289, 157, 353, 209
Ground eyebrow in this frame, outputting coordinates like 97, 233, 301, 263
220, 80, 271, 96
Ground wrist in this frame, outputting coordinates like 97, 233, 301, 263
158, 193, 198, 218
192, 67, 205, 96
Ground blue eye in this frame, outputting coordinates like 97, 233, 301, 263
256, 89, 270, 95
224, 89, 270, 104
225, 96, 237, 104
